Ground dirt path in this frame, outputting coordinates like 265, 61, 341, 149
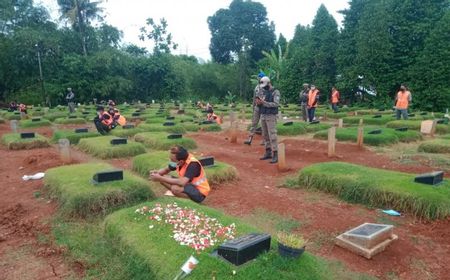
187, 130, 450, 280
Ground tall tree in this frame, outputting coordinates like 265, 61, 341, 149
57, 0, 104, 56
139, 18, 178, 55
207, 0, 275, 64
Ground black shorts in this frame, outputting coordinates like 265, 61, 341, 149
183, 184, 206, 203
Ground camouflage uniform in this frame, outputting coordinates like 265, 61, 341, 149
260, 88, 281, 152
249, 84, 265, 136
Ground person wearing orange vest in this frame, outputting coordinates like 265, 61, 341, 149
331, 86, 340, 113
149, 146, 210, 203
206, 108, 222, 124
94, 106, 113, 135
307, 85, 320, 122
395, 85, 412, 120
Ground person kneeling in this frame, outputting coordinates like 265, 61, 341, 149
94, 106, 113, 135
149, 146, 210, 203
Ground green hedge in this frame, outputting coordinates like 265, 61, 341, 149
418, 140, 450, 154
132, 152, 238, 185
52, 130, 99, 144
287, 162, 450, 219
1, 133, 50, 150
386, 120, 450, 134
78, 136, 146, 159
19, 119, 52, 128
134, 132, 197, 150
104, 198, 357, 280
314, 127, 422, 146
54, 117, 87, 124
44, 163, 154, 218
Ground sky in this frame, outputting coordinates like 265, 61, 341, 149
37, 0, 349, 61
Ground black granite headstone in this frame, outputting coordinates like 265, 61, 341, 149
217, 233, 271, 266
408, 113, 415, 117
166, 116, 175, 120
14, 112, 20, 115
373, 115, 382, 118
20, 132, 35, 139
283, 121, 293, 126
420, 112, 428, 116
75, 128, 88, 133
199, 156, 214, 167
68, 115, 77, 119
163, 122, 175, 126
167, 134, 182, 139
132, 112, 140, 117
31, 118, 41, 122
368, 129, 382, 134
92, 170, 123, 184
395, 127, 408, 132
436, 119, 447, 125
110, 138, 127, 145
82, 111, 90, 115
414, 171, 444, 186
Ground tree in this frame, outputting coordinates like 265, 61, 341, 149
139, 18, 178, 55
207, 0, 275, 64
57, 0, 104, 56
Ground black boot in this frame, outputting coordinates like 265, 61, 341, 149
270, 151, 278, 164
244, 135, 253, 145
260, 148, 272, 160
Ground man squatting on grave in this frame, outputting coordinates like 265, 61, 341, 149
149, 146, 211, 203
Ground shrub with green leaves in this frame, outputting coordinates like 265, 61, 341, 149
418, 140, 450, 154
386, 120, 450, 134
78, 136, 146, 159
1, 133, 50, 150
104, 198, 361, 280
287, 162, 450, 219
19, 119, 52, 128
314, 127, 422, 146
132, 152, 237, 185
134, 132, 197, 150
54, 117, 87, 124
52, 130, 99, 144
44, 163, 154, 218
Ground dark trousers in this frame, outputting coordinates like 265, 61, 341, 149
307, 107, 316, 122
332, 103, 339, 113
94, 117, 111, 135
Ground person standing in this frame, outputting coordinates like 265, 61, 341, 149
299, 83, 309, 121
331, 86, 340, 113
66, 88, 75, 114
395, 85, 412, 120
257, 77, 280, 164
307, 85, 320, 122
244, 72, 266, 145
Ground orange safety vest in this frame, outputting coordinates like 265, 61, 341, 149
207, 113, 222, 124
331, 90, 340, 104
308, 89, 319, 108
396, 91, 410, 109
177, 154, 210, 196
100, 111, 113, 126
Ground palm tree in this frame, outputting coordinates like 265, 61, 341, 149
261, 43, 289, 82
57, 0, 103, 56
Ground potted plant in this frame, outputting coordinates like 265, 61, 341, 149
277, 232, 307, 259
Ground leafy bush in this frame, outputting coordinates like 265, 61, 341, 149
287, 162, 450, 219
1, 133, 50, 150
78, 136, 146, 159
44, 163, 154, 218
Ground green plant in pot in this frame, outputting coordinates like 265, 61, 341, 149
277, 232, 307, 259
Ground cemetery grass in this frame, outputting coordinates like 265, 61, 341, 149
52, 129, 99, 144
286, 162, 450, 219
44, 163, 154, 218
132, 151, 238, 185
53, 117, 87, 124
134, 132, 198, 150
110, 127, 144, 138
78, 136, 146, 159
1, 133, 50, 150
418, 139, 450, 154
19, 119, 52, 128
386, 120, 450, 134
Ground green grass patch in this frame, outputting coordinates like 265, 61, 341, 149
386, 120, 450, 134
3, 112, 22, 120
418, 140, 450, 154
138, 123, 187, 134
134, 132, 197, 150
200, 123, 222, 132
19, 118, 52, 128
78, 136, 146, 159
1, 133, 50, 150
287, 162, 450, 219
110, 127, 145, 138
277, 122, 307, 136
132, 152, 237, 185
44, 163, 154, 218
104, 198, 371, 280
52, 130, 99, 144
44, 112, 70, 121
54, 117, 87, 124
343, 115, 395, 125
314, 127, 422, 146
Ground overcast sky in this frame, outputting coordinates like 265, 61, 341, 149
37, 0, 349, 60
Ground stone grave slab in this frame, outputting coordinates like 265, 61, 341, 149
414, 171, 444, 185
75, 128, 88, 133
92, 170, 123, 184
217, 233, 271, 266
131, 112, 140, 117
163, 122, 175, 126
199, 156, 214, 167
20, 132, 35, 139
167, 134, 182, 139
283, 121, 293, 126
368, 129, 382, 134
110, 138, 127, 145
31, 118, 41, 122
395, 127, 408, 132
420, 120, 436, 135
335, 223, 397, 259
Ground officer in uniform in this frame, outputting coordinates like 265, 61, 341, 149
244, 72, 266, 145
256, 77, 280, 164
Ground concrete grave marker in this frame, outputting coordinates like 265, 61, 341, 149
336, 223, 398, 259
20, 132, 35, 139
217, 233, 271, 266
167, 134, 182, 139
110, 138, 127, 145
420, 120, 436, 135
414, 171, 444, 185
199, 156, 214, 167
92, 170, 123, 184
31, 118, 41, 122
